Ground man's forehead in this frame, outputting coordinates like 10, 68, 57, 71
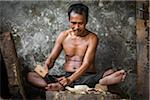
70, 11, 86, 17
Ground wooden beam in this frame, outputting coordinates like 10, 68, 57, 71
136, 18, 149, 99
0, 32, 26, 99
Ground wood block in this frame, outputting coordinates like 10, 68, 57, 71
34, 64, 48, 77
0, 32, 26, 99
95, 84, 108, 91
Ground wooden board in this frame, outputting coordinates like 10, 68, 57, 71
0, 32, 26, 99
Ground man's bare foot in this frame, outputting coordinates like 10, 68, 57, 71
45, 82, 64, 91
99, 70, 126, 85
102, 69, 114, 78
121, 71, 127, 81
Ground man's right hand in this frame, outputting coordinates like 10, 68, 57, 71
44, 58, 55, 73
44, 60, 50, 73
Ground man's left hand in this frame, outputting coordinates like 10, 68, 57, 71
58, 76, 70, 86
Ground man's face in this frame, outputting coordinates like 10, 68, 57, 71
69, 12, 87, 35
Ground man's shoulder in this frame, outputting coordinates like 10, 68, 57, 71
87, 31, 99, 46
59, 29, 71, 37
87, 31, 99, 40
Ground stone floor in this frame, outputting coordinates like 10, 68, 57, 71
46, 91, 120, 100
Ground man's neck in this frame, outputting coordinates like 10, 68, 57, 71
70, 29, 88, 37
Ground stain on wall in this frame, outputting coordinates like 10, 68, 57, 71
0, 1, 136, 99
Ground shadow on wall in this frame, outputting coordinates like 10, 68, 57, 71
0, 50, 11, 99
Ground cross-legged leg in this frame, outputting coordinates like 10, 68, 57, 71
27, 72, 47, 88
99, 69, 126, 85
27, 72, 64, 91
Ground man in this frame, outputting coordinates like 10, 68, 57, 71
28, 3, 126, 91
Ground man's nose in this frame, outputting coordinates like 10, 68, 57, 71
74, 24, 79, 29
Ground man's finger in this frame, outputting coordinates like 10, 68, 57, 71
58, 77, 64, 81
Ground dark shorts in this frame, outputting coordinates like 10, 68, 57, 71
65, 72, 102, 88
28, 71, 102, 98
44, 72, 102, 88
43, 74, 58, 84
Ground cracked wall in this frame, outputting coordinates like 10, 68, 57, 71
0, 1, 136, 98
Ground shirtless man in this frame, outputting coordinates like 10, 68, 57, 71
28, 3, 126, 91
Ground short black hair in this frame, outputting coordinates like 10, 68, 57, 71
68, 3, 89, 23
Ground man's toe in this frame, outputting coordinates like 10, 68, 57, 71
121, 72, 127, 81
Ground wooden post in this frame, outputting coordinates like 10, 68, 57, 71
136, 1, 149, 99
0, 32, 26, 99
136, 19, 149, 99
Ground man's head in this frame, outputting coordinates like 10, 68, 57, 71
68, 3, 89, 23
68, 3, 89, 35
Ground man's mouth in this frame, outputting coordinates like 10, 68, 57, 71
73, 29, 80, 32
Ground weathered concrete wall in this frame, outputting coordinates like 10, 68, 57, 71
0, 1, 136, 99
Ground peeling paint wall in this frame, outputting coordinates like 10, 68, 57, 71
0, 1, 136, 98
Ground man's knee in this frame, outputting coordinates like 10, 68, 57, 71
27, 72, 47, 87
27, 72, 45, 83
27, 72, 37, 81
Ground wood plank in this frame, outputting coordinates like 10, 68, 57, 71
0, 32, 26, 99
136, 19, 149, 99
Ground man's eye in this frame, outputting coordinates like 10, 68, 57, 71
71, 22, 76, 24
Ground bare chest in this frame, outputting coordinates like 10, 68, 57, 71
62, 35, 88, 57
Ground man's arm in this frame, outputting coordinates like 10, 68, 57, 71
44, 31, 66, 72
